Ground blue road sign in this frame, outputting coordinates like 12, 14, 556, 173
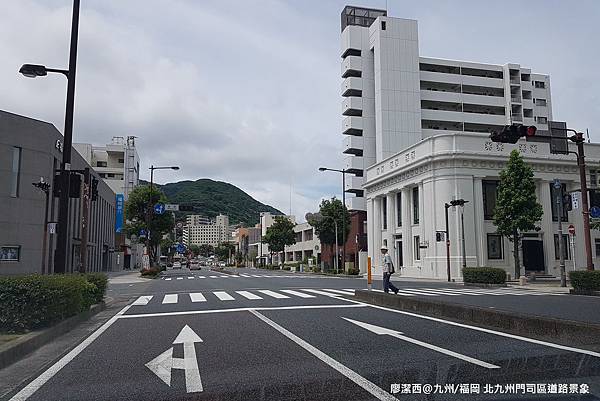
154, 203, 165, 215
139, 229, 147, 237
590, 206, 600, 219
176, 243, 185, 253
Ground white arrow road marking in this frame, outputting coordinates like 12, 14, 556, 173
250, 310, 398, 401
343, 318, 500, 369
145, 325, 204, 393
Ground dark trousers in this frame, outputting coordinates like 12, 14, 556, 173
383, 272, 398, 293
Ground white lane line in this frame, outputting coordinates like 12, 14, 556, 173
250, 275, 262, 277
372, 289, 418, 297
9, 304, 133, 401
236, 291, 263, 300
324, 289, 355, 295
280, 289, 316, 298
301, 289, 341, 297
250, 310, 397, 401
357, 302, 600, 359
162, 294, 178, 304
165, 278, 172, 281
132, 295, 153, 305
396, 289, 441, 296
196, 275, 206, 279
213, 291, 235, 301
219, 276, 229, 278
257, 290, 290, 299
189, 293, 206, 302
209, 276, 219, 278
187, 276, 195, 279
176, 277, 184, 280
343, 289, 357, 293
239, 273, 251, 277
120, 304, 366, 319
419, 288, 487, 296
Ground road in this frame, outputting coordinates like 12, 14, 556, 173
10, 267, 600, 401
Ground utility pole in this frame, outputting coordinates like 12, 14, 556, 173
576, 136, 594, 270
461, 206, 467, 268
32, 179, 51, 274
444, 203, 451, 282
79, 168, 91, 273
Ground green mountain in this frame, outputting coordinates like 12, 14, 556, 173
143, 179, 283, 226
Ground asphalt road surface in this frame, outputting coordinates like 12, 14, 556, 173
10, 268, 600, 401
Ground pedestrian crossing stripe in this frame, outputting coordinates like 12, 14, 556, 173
160, 274, 331, 280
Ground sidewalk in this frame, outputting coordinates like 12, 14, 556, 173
107, 270, 151, 284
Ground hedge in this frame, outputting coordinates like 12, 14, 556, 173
0, 274, 101, 333
462, 267, 506, 284
569, 270, 600, 291
84, 273, 108, 303
141, 267, 161, 278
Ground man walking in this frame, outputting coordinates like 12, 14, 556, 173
381, 245, 399, 294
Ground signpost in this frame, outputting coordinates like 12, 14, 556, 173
590, 206, 600, 219
165, 204, 179, 211
176, 243, 186, 254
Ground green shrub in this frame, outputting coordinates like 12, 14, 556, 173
569, 270, 600, 291
0, 275, 97, 333
347, 268, 360, 275
462, 267, 506, 284
282, 266, 291, 271
140, 268, 160, 278
83, 273, 108, 303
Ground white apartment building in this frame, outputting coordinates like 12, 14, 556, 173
341, 6, 600, 278
183, 214, 230, 247
74, 136, 140, 199
283, 222, 321, 264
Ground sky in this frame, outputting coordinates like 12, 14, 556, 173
1, 0, 599, 221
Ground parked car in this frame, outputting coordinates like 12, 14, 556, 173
173, 261, 181, 269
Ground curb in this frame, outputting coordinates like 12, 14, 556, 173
463, 282, 507, 288
570, 289, 600, 296
352, 290, 600, 346
0, 302, 106, 370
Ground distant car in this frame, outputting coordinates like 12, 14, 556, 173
173, 261, 182, 269
219, 262, 226, 267
190, 260, 200, 270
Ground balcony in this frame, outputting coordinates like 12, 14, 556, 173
342, 116, 363, 136
344, 155, 364, 175
341, 77, 362, 97
343, 135, 364, 155
345, 175, 365, 194
342, 97, 362, 116
342, 55, 362, 78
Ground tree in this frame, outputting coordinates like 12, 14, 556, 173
307, 197, 351, 271
493, 150, 543, 278
262, 216, 296, 264
124, 185, 174, 265
215, 242, 235, 261
160, 238, 175, 258
189, 244, 200, 257
198, 244, 214, 257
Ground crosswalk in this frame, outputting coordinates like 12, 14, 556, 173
131, 288, 356, 306
160, 273, 328, 281
370, 287, 565, 297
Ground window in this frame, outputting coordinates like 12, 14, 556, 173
381, 197, 387, 230
550, 183, 568, 222
595, 238, 600, 257
396, 192, 402, 227
534, 81, 546, 89
487, 234, 503, 260
536, 116, 548, 124
412, 187, 419, 224
10, 147, 21, 197
0, 246, 20, 261
482, 180, 499, 220
534, 98, 547, 106
96, 161, 107, 167
118, 158, 124, 163
107, 173, 115, 178
381, 20, 386, 30
554, 234, 570, 260
414, 236, 420, 261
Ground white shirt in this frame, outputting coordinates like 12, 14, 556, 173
382, 253, 393, 273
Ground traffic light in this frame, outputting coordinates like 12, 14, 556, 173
490, 124, 537, 144
91, 177, 99, 201
562, 194, 572, 212
68, 173, 81, 198
449, 199, 467, 207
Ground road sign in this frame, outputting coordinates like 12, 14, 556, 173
568, 224, 576, 236
176, 222, 183, 229
154, 203, 166, 215
571, 191, 581, 209
165, 204, 179, 211
591, 206, 600, 219
146, 325, 203, 393
176, 243, 186, 254
139, 229, 147, 238
48, 222, 57, 234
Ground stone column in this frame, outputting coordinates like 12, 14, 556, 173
473, 178, 486, 267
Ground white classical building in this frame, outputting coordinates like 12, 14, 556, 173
340, 6, 600, 278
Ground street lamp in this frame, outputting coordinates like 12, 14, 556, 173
146, 165, 179, 265
19, 0, 80, 274
318, 167, 347, 272
444, 199, 469, 282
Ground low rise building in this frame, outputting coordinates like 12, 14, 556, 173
283, 222, 321, 265
183, 214, 230, 247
